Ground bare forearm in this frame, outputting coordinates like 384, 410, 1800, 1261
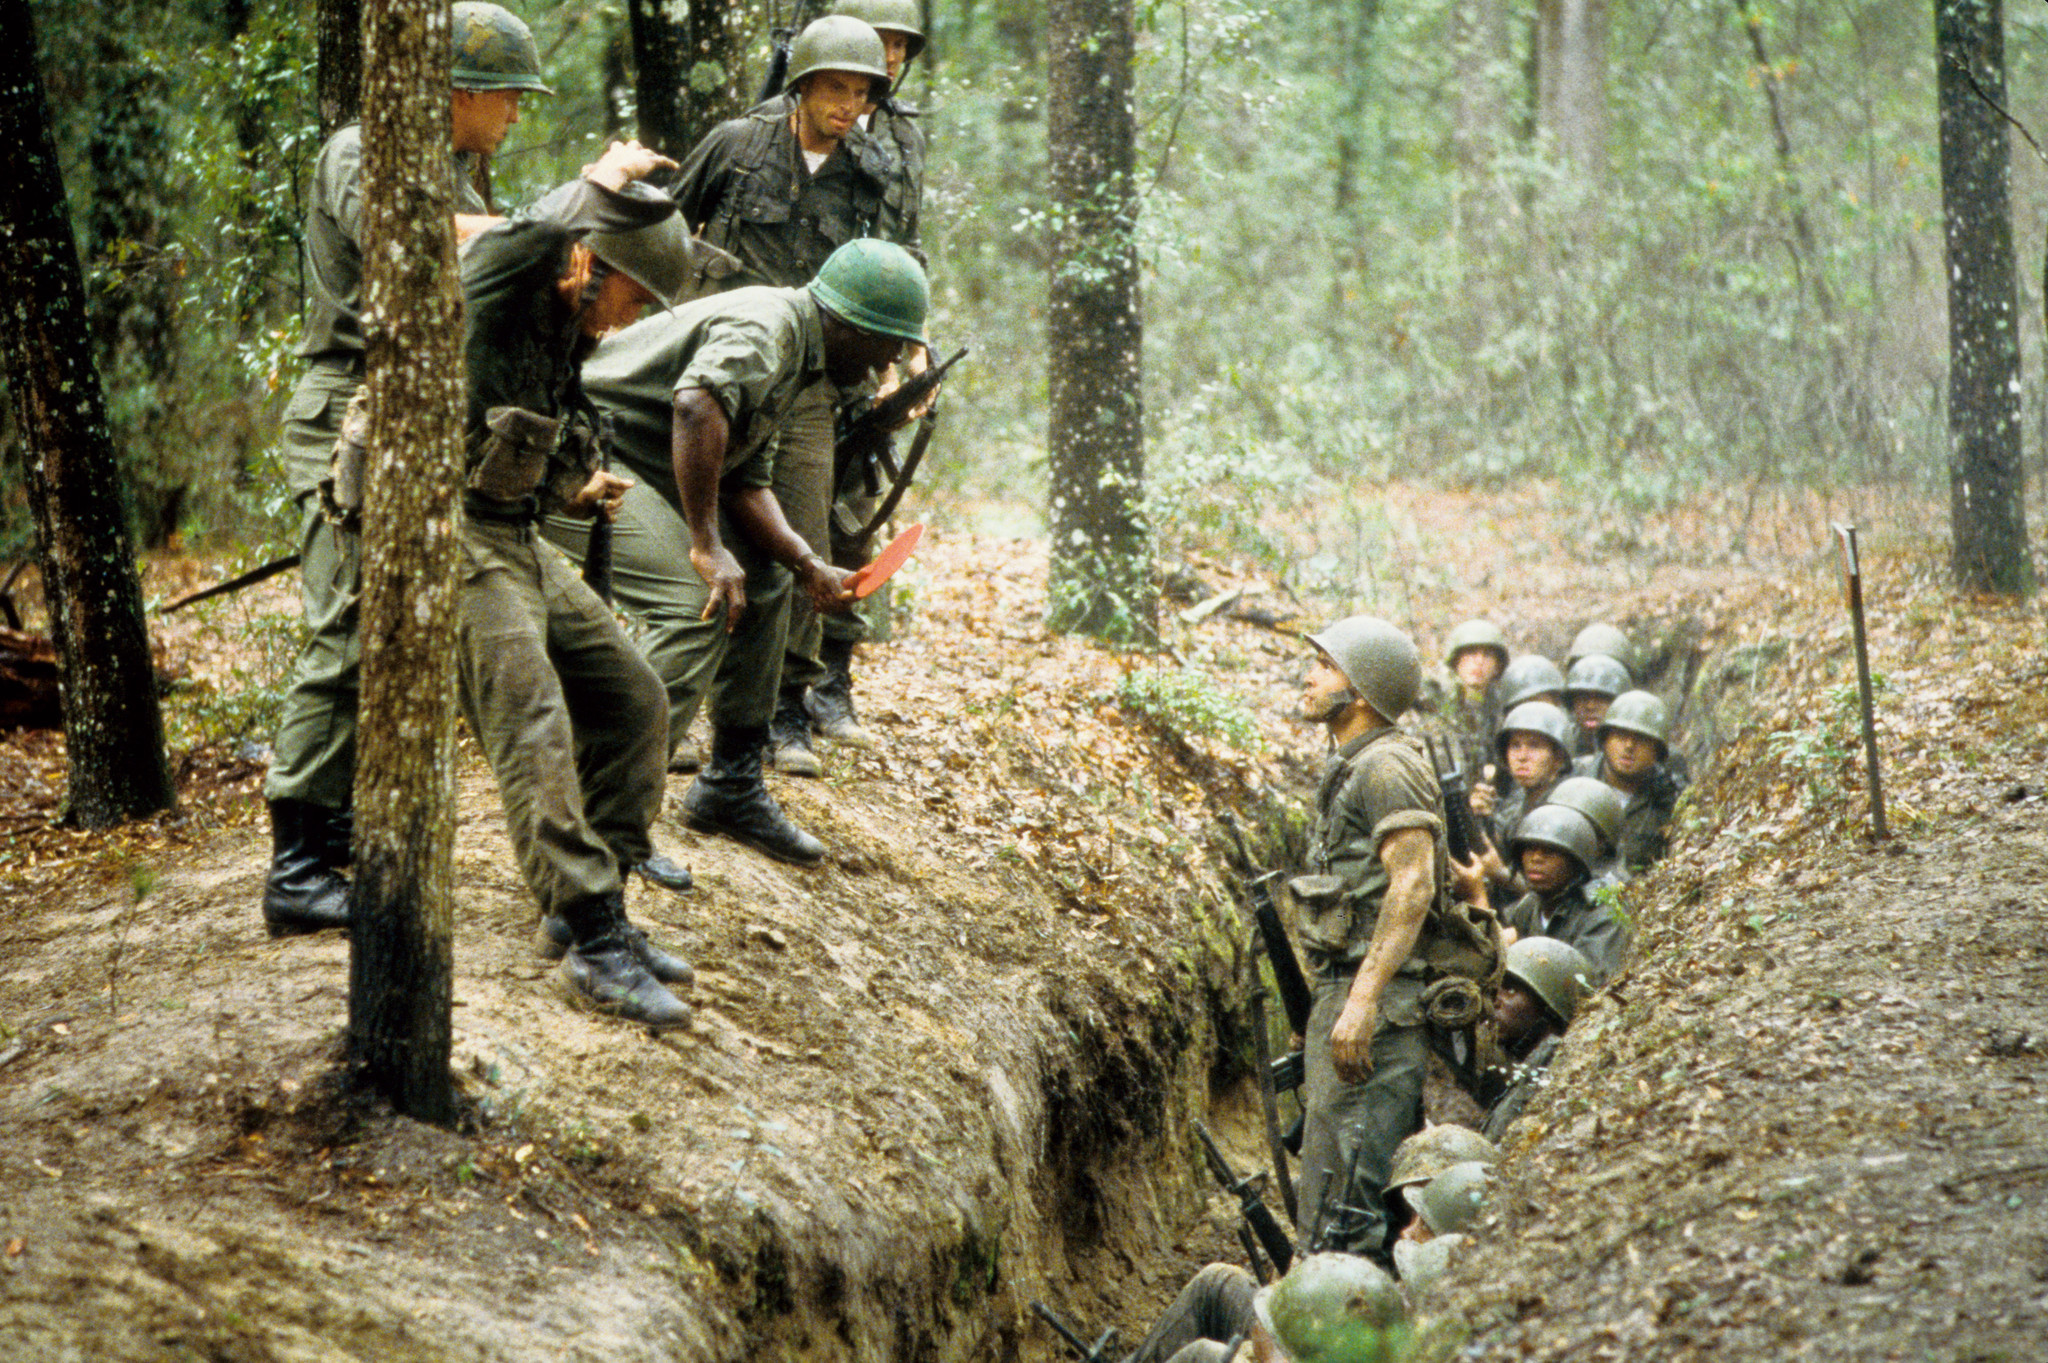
1347, 832, 1435, 1009
671, 390, 730, 551
725, 488, 819, 570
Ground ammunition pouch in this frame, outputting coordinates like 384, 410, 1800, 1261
319, 388, 372, 531
469, 406, 562, 504
1282, 873, 1349, 956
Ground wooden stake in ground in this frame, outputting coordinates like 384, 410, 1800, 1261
346, 0, 466, 1123
1834, 524, 1888, 843
0, 0, 175, 830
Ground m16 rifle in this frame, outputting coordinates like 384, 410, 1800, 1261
1425, 735, 1482, 865
832, 345, 967, 557
1030, 1301, 1116, 1363
582, 410, 619, 605
1193, 1120, 1294, 1276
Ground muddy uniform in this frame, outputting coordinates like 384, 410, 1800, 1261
1294, 725, 1449, 1258
453, 178, 674, 919
672, 107, 895, 701
1499, 882, 1630, 988
1572, 754, 1684, 873
541, 287, 835, 748
1120, 1263, 1257, 1363
265, 125, 486, 812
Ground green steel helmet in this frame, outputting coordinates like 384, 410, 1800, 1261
1253, 1254, 1410, 1363
451, 3, 553, 93
1441, 618, 1509, 673
829, 0, 927, 59
586, 213, 699, 307
810, 238, 928, 342
1417, 1161, 1495, 1236
785, 15, 891, 93
1508, 803, 1600, 878
1599, 689, 1671, 757
1497, 655, 1566, 710
1543, 776, 1626, 853
1563, 653, 1632, 703
1385, 1124, 1498, 1194
1504, 936, 1595, 1027
1306, 615, 1421, 722
1494, 701, 1574, 765
1567, 622, 1636, 674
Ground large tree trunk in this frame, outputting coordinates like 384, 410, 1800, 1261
1045, 0, 1154, 644
0, 0, 175, 830
318, 0, 364, 138
346, 0, 467, 1124
1534, 0, 1607, 179
627, 0, 684, 156
1935, 0, 2032, 597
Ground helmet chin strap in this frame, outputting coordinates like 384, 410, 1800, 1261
1304, 686, 1358, 726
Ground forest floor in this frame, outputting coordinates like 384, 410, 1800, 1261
1, 477, 2043, 1361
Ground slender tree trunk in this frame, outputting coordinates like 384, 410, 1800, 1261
1450, 0, 1510, 175
1534, 0, 1607, 179
346, 0, 466, 1123
319, 0, 364, 138
628, 0, 684, 156
1046, 0, 1154, 645
1935, 0, 2032, 596
0, 0, 174, 830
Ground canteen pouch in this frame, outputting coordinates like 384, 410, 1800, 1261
319, 388, 372, 530
470, 406, 562, 503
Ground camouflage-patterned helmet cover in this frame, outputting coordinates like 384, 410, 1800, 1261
451, 3, 552, 93
1563, 653, 1632, 702
785, 15, 891, 93
1567, 622, 1635, 673
1417, 1160, 1495, 1235
1507, 803, 1601, 876
1497, 654, 1566, 710
1504, 935, 1595, 1027
1599, 689, 1670, 754
1307, 615, 1422, 723
1442, 618, 1509, 672
1385, 1124, 1498, 1193
1543, 776, 1626, 851
829, 0, 926, 57
1493, 701, 1574, 764
1253, 1253, 1410, 1363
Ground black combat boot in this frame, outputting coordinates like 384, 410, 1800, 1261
804, 636, 873, 747
552, 889, 692, 1030
314, 802, 354, 870
681, 724, 826, 865
537, 911, 696, 987
767, 684, 822, 776
632, 854, 694, 893
261, 798, 353, 936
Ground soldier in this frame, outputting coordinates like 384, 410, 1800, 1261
451, 141, 700, 1027
1381, 1124, 1498, 1225
1426, 618, 1508, 777
806, 0, 934, 753
1394, 1159, 1493, 1298
542, 240, 927, 866
1494, 654, 1565, 714
1251, 1254, 1409, 1363
1575, 689, 1685, 873
1565, 621, 1636, 679
1561, 653, 1630, 759
1475, 937, 1593, 1141
1290, 616, 1485, 1262
671, 15, 920, 777
1469, 699, 1574, 892
1496, 806, 1632, 986
259, 1, 547, 936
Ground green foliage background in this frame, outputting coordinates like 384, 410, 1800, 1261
5, 0, 2045, 583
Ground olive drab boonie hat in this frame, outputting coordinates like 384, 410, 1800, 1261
810, 238, 929, 343
451, 3, 553, 93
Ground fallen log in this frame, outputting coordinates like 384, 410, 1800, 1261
0, 626, 62, 730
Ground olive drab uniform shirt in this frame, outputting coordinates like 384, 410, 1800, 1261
1480, 1031, 1562, 1141
1500, 880, 1631, 988
671, 106, 896, 290
1300, 725, 1448, 1024
287, 123, 486, 495
580, 286, 833, 501
865, 98, 925, 252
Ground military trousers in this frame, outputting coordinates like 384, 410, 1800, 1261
1122, 1262, 1257, 1363
264, 358, 367, 810
1295, 957, 1431, 1261
455, 518, 667, 915
820, 485, 878, 651
542, 480, 789, 752
767, 381, 837, 692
